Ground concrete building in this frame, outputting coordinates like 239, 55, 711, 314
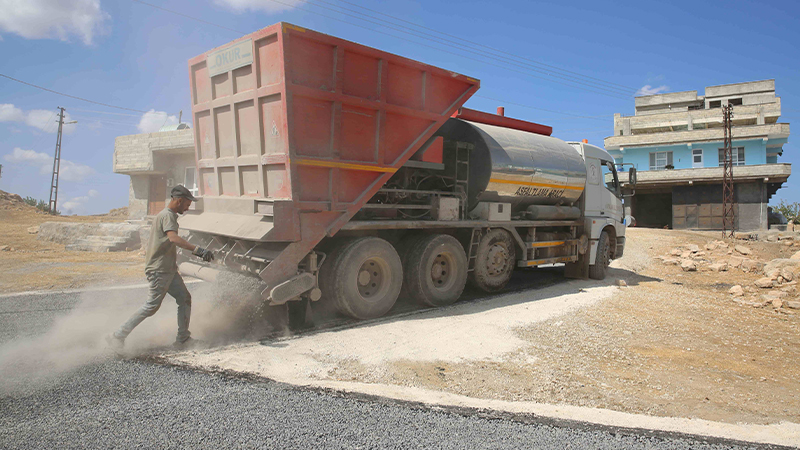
113, 124, 197, 219
604, 80, 791, 231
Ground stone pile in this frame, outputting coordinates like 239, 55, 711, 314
656, 237, 800, 312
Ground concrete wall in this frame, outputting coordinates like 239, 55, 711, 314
114, 135, 154, 173
128, 175, 149, 220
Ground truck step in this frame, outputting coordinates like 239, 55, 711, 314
517, 255, 578, 268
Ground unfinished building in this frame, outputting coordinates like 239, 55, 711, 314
605, 79, 791, 231
113, 124, 196, 219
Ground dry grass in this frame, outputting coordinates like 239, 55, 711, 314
0, 207, 144, 293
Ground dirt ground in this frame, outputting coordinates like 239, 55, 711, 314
171, 227, 800, 435
0, 191, 144, 293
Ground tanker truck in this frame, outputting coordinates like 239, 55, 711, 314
177, 23, 636, 320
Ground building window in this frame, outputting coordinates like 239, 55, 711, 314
185, 166, 198, 196
709, 100, 721, 108
729, 98, 743, 106
718, 147, 745, 166
649, 151, 673, 170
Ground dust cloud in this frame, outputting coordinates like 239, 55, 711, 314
0, 273, 279, 395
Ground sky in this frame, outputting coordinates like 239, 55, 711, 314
0, 0, 798, 215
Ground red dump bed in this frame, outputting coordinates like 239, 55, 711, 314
183, 22, 479, 289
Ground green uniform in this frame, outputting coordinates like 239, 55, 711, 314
144, 208, 180, 274
115, 207, 191, 342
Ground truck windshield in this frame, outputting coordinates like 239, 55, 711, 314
601, 161, 620, 197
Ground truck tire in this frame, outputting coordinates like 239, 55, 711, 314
319, 237, 403, 320
589, 231, 611, 280
403, 234, 468, 307
469, 228, 516, 293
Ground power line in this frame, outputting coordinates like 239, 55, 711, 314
474, 94, 610, 121
129, 0, 630, 100
306, 0, 639, 95
267, 0, 632, 99
0, 74, 148, 113
130, 0, 247, 35
69, 108, 142, 117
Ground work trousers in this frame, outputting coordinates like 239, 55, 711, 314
115, 271, 191, 342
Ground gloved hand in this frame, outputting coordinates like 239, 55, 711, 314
192, 246, 215, 262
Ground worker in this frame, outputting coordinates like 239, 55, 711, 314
107, 185, 214, 353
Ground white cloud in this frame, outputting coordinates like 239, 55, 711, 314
213, 0, 297, 13
636, 85, 670, 96
0, 104, 76, 134
0, 0, 109, 45
0, 104, 24, 122
62, 189, 98, 213
4, 147, 95, 182
137, 109, 178, 133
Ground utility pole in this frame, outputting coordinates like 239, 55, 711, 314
721, 104, 735, 238
48, 107, 77, 215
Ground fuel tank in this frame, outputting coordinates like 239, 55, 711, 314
434, 118, 587, 212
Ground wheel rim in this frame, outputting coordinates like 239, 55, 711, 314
356, 257, 391, 302
429, 252, 457, 291
485, 243, 509, 276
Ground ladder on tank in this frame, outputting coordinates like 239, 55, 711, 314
454, 142, 472, 220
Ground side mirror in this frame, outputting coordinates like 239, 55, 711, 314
623, 167, 637, 198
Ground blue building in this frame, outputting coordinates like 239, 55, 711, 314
604, 80, 790, 231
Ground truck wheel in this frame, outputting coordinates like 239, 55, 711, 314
319, 237, 403, 320
589, 231, 611, 280
404, 234, 468, 307
469, 229, 516, 293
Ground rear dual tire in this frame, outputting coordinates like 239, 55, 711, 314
318, 237, 403, 320
402, 234, 468, 307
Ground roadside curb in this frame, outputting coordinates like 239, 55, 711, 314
0, 278, 204, 299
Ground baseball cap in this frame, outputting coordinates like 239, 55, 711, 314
170, 185, 197, 201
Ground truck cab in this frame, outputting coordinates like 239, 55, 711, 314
569, 141, 626, 277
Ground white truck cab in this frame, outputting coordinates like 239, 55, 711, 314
569, 141, 627, 278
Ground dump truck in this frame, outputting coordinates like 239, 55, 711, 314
177, 23, 636, 320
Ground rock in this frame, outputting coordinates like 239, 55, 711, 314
27, 226, 39, 234
616, 279, 627, 287
717, 241, 729, 248
763, 259, 800, 276
741, 259, 764, 273
786, 241, 795, 247
786, 301, 800, 310
735, 245, 752, 255
661, 257, 680, 266
729, 256, 744, 268
705, 242, 717, 251
772, 298, 784, 309
681, 260, 697, 272
767, 290, 788, 299
688, 244, 700, 253
765, 268, 781, 280
781, 267, 794, 282
708, 263, 728, 272
755, 278, 774, 288
729, 285, 744, 296
680, 251, 692, 258
670, 248, 681, 256
791, 251, 800, 260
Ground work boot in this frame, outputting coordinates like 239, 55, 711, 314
172, 337, 204, 350
105, 334, 125, 355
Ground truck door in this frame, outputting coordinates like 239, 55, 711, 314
584, 158, 622, 220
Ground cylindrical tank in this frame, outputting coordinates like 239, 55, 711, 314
434, 119, 587, 212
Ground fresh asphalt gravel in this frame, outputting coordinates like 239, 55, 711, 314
0, 286, 787, 449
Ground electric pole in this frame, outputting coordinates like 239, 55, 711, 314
48, 107, 77, 215
721, 104, 735, 238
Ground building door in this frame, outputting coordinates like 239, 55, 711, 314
148, 176, 167, 215
692, 149, 703, 168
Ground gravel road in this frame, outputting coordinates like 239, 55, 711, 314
0, 287, 786, 449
